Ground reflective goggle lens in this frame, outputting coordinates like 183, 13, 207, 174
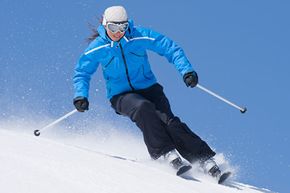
107, 22, 129, 33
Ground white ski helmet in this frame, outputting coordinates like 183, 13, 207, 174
102, 6, 128, 25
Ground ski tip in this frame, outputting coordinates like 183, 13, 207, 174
218, 172, 231, 184
177, 165, 192, 176
34, 130, 40, 137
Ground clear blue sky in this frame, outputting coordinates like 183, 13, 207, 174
1, 0, 289, 192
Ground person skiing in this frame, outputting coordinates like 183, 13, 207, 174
73, 5, 223, 179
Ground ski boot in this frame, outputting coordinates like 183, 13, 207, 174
164, 149, 192, 176
201, 158, 231, 184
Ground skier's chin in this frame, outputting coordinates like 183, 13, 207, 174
113, 38, 121, 41
112, 34, 124, 42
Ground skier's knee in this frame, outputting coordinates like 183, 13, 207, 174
137, 100, 155, 114
131, 100, 155, 121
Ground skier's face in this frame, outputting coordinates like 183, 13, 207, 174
106, 29, 125, 42
105, 22, 128, 42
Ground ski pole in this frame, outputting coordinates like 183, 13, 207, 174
196, 84, 247, 113
34, 109, 78, 136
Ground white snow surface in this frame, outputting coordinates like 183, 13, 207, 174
0, 127, 274, 193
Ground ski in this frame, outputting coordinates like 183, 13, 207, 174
176, 165, 192, 176
218, 172, 232, 184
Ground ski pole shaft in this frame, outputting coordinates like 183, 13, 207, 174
196, 84, 247, 113
34, 109, 78, 136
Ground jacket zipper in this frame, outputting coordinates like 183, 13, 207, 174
119, 44, 135, 91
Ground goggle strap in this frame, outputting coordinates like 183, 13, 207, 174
102, 15, 107, 26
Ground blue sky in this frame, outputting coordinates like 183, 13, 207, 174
1, 0, 289, 192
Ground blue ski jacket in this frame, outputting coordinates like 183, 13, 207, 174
73, 20, 195, 99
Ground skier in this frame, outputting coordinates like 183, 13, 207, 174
73, 5, 223, 180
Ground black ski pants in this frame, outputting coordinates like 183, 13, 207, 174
110, 83, 215, 163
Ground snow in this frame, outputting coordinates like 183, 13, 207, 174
0, 128, 274, 193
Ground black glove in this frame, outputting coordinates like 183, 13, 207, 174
183, 71, 198, 88
73, 97, 89, 112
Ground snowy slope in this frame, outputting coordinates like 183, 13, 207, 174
0, 129, 273, 193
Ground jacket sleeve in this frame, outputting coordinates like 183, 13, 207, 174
142, 28, 195, 76
73, 51, 99, 99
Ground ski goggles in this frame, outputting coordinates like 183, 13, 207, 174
107, 22, 129, 33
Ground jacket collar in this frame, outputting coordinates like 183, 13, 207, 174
97, 20, 134, 48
